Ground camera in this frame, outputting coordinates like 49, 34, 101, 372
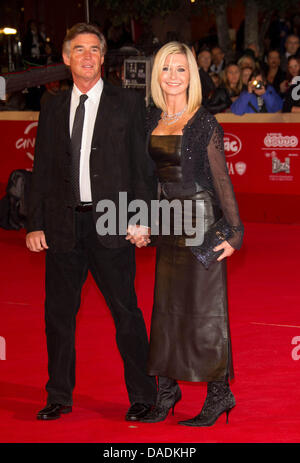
252, 80, 264, 89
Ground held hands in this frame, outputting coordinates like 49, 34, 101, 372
26, 231, 49, 252
214, 240, 235, 262
126, 225, 151, 248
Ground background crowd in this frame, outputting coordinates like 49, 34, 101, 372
1, 13, 300, 114
194, 34, 300, 115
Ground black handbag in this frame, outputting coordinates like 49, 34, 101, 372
190, 216, 232, 269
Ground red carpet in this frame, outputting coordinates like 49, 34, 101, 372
0, 222, 300, 443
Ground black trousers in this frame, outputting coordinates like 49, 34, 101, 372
44, 210, 157, 406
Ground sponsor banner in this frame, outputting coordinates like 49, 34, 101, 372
221, 123, 300, 195
0, 120, 36, 183
0, 119, 300, 195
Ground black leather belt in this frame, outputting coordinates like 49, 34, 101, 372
75, 202, 93, 212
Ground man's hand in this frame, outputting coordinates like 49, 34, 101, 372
26, 231, 49, 252
125, 225, 151, 248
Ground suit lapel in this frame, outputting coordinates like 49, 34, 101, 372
55, 88, 72, 145
61, 89, 72, 143
91, 81, 121, 148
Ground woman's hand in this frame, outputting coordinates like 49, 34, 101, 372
214, 240, 235, 261
125, 225, 151, 248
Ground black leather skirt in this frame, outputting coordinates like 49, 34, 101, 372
147, 189, 234, 382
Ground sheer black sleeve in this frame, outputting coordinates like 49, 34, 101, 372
207, 123, 244, 250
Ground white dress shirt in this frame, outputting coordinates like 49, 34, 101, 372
69, 78, 103, 202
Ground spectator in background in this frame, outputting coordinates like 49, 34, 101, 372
280, 34, 300, 72
205, 63, 242, 114
286, 55, 300, 81
264, 49, 286, 95
221, 63, 243, 103
210, 46, 225, 74
197, 48, 215, 105
209, 72, 221, 88
197, 48, 212, 72
280, 55, 300, 95
40, 80, 70, 106
231, 69, 283, 115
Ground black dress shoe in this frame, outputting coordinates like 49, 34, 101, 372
125, 403, 152, 421
37, 403, 72, 421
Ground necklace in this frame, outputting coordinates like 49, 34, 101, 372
161, 105, 187, 125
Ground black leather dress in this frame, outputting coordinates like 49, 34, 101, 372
147, 134, 234, 382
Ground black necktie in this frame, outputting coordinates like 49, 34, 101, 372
70, 93, 88, 204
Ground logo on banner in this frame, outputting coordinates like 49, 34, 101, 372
224, 133, 242, 157
272, 156, 290, 174
265, 151, 293, 181
15, 121, 38, 162
264, 133, 298, 148
235, 162, 247, 175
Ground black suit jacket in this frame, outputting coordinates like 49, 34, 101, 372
27, 80, 155, 252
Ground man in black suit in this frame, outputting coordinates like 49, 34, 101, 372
26, 23, 157, 421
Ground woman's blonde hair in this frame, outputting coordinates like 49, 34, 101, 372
237, 54, 256, 71
151, 41, 202, 113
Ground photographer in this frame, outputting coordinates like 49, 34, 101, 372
231, 69, 283, 115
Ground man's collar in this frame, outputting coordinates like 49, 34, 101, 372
72, 78, 103, 102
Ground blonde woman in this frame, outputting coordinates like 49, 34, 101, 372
139, 42, 243, 426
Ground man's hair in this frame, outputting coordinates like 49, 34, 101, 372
62, 23, 107, 56
151, 41, 202, 113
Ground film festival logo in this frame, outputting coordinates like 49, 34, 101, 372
224, 133, 246, 176
0, 336, 6, 360
272, 156, 290, 174
264, 133, 298, 175
15, 121, 38, 165
95, 192, 205, 246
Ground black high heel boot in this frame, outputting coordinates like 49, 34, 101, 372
139, 376, 182, 423
178, 379, 235, 427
